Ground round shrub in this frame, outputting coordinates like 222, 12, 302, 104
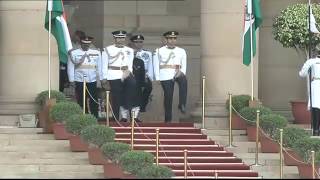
35, 90, 66, 108
137, 164, 174, 179
49, 101, 82, 123
101, 142, 130, 163
292, 137, 320, 163
119, 151, 154, 175
225, 94, 251, 112
273, 127, 309, 148
238, 106, 272, 125
65, 114, 97, 135
260, 114, 288, 138
80, 125, 115, 147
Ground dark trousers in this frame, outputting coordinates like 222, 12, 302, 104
312, 108, 320, 135
160, 75, 188, 122
141, 78, 153, 110
59, 63, 68, 92
75, 82, 98, 118
109, 76, 137, 120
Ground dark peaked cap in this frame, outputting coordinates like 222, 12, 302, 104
163, 31, 179, 38
112, 30, 127, 38
130, 34, 145, 42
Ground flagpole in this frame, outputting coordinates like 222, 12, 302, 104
249, 1, 254, 101
48, 8, 52, 99
308, 0, 314, 132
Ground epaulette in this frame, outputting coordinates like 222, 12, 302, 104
68, 47, 77, 55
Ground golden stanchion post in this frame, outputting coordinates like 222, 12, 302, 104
312, 150, 315, 179
184, 149, 188, 179
280, 129, 283, 179
105, 91, 110, 127
83, 75, 87, 114
156, 129, 159, 166
251, 110, 262, 166
202, 75, 206, 130
131, 111, 135, 150
226, 93, 236, 148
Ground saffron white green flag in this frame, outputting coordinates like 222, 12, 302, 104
44, 0, 72, 64
242, 0, 262, 66
310, 3, 320, 33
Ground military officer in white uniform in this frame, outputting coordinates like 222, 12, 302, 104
154, 31, 188, 122
130, 34, 154, 112
101, 30, 137, 122
67, 36, 102, 118
299, 55, 320, 136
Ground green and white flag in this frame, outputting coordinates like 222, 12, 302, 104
44, 0, 72, 64
242, 0, 262, 66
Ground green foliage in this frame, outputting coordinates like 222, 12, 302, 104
273, 127, 309, 148
101, 142, 130, 163
137, 164, 174, 179
80, 125, 115, 147
238, 106, 272, 125
292, 137, 320, 163
35, 90, 66, 108
260, 114, 288, 139
65, 114, 97, 135
315, 151, 320, 165
225, 95, 251, 112
273, 3, 320, 54
49, 101, 82, 123
119, 151, 154, 175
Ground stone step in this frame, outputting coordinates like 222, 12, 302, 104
0, 172, 104, 179
0, 127, 42, 134
0, 152, 88, 159
251, 165, 299, 179
0, 165, 103, 173
1, 139, 69, 146
0, 157, 89, 165
194, 118, 229, 129
0, 134, 54, 140
208, 135, 249, 142
0, 144, 70, 152
202, 129, 247, 136
225, 142, 261, 153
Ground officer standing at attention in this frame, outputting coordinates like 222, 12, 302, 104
299, 54, 320, 136
153, 31, 188, 122
67, 36, 102, 118
101, 30, 137, 122
130, 34, 154, 112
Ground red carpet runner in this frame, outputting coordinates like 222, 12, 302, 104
109, 122, 259, 178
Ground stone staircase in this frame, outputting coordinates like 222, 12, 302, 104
0, 126, 103, 179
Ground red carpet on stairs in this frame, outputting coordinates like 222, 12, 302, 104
107, 122, 259, 178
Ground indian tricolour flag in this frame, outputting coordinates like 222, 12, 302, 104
242, 0, 262, 66
44, 0, 72, 64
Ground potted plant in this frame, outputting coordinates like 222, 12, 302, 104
35, 90, 66, 131
80, 125, 115, 165
273, 3, 320, 124
119, 151, 154, 178
293, 137, 320, 179
49, 101, 82, 140
101, 142, 131, 178
238, 106, 272, 141
65, 114, 97, 152
137, 164, 174, 179
274, 127, 309, 166
225, 95, 251, 130
259, 114, 288, 153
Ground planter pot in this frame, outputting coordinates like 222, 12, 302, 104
38, 99, 56, 133
297, 164, 320, 179
53, 122, 72, 140
260, 133, 279, 153
283, 149, 304, 166
290, 100, 311, 124
231, 113, 247, 130
69, 135, 88, 152
246, 125, 260, 142
88, 147, 108, 165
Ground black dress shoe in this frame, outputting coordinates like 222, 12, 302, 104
134, 118, 142, 123
120, 118, 128, 122
178, 105, 186, 114
313, 130, 319, 136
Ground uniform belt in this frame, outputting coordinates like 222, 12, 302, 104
76, 65, 96, 69
108, 66, 128, 70
312, 77, 320, 81
159, 65, 181, 69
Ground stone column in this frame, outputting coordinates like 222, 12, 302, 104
0, 1, 59, 124
195, 0, 259, 127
